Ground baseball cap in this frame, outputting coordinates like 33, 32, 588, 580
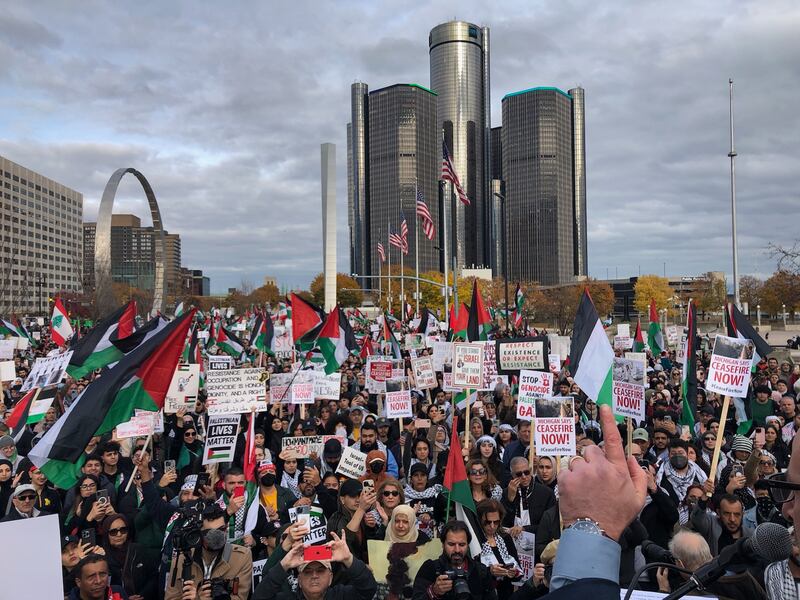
323, 439, 342, 459
301, 419, 317, 431
409, 463, 429, 477
339, 479, 362, 498
61, 534, 79, 549
376, 418, 391, 429
180, 475, 198, 492
298, 559, 332, 573
632, 428, 649, 442
12, 484, 35, 498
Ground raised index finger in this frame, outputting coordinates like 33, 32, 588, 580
598, 405, 626, 467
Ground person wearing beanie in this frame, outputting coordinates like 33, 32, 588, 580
0, 434, 21, 471
361, 449, 388, 487
471, 434, 507, 484
326, 478, 376, 562
711, 434, 760, 516
750, 384, 776, 428
352, 422, 399, 478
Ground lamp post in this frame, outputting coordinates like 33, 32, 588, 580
492, 191, 510, 331
35, 273, 46, 318
757, 304, 761, 328
783, 304, 787, 328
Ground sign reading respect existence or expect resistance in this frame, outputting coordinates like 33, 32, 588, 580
205, 368, 268, 414
706, 335, 755, 397
495, 337, 549, 374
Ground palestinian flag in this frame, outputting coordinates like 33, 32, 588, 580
111, 315, 168, 356
243, 412, 262, 536
317, 307, 358, 374
206, 317, 217, 349
250, 314, 275, 356
448, 303, 469, 341
290, 293, 325, 342
66, 301, 137, 380
647, 300, 664, 355
381, 312, 403, 359
443, 416, 483, 558
416, 307, 440, 336
467, 280, 492, 342
181, 324, 197, 364
0, 319, 22, 337
29, 310, 195, 489
512, 284, 524, 328
569, 290, 614, 410
216, 325, 245, 360
679, 300, 698, 431
359, 335, 374, 358
632, 318, 645, 352
6, 388, 51, 442
278, 301, 290, 321
189, 328, 206, 389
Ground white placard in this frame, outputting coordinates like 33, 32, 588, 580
442, 372, 461, 393
313, 372, 342, 400
431, 341, 453, 372
666, 325, 679, 346
452, 343, 484, 388
706, 335, 755, 397
15, 336, 29, 350
0, 340, 17, 360
517, 370, 553, 421
612, 358, 646, 422
32, 331, 41, 341
617, 324, 630, 338
252, 559, 268, 589
281, 434, 348, 459
273, 326, 294, 359
164, 363, 201, 413
205, 367, 268, 414
613, 335, 632, 350
290, 370, 316, 404
385, 390, 413, 418
116, 412, 155, 439
533, 397, 576, 455
548, 354, 561, 374
21, 351, 73, 392
479, 341, 500, 391
336, 445, 367, 479
269, 372, 292, 403
625, 352, 647, 364
405, 333, 425, 350
0, 360, 16, 381
202, 415, 240, 464
411, 356, 437, 389
0, 514, 63, 598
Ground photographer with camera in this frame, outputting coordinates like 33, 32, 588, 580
164, 502, 253, 600
412, 520, 497, 600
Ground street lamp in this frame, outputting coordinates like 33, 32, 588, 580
783, 304, 787, 328
492, 191, 510, 331
756, 304, 761, 328
35, 273, 46, 318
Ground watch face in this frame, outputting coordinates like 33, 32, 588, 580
571, 519, 602, 535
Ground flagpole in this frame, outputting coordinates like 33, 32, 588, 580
387, 220, 393, 313
415, 179, 420, 317
125, 431, 153, 493
400, 242, 405, 315
378, 233, 383, 309
442, 177, 450, 331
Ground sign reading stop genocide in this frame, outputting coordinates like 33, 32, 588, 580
517, 370, 553, 421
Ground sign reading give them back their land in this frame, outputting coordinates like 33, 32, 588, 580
205, 368, 267, 414
452, 343, 484, 388
706, 335, 755, 397
202, 415, 240, 464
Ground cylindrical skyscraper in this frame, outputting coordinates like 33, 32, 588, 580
429, 21, 489, 270
348, 82, 369, 284
569, 86, 587, 278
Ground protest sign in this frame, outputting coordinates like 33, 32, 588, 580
116, 411, 155, 439
15, 336, 29, 350
313, 371, 341, 400
495, 337, 548, 374
479, 341, 501, 391
411, 356, 437, 389
288, 504, 327, 546
281, 434, 347, 459
21, 351, 73, 392
0, 340, 16, 359
32, 331, 41, 341
612, 358, 646, 422
0, 361, 15, 381
202, 415, 240, 464
290, 370, 316, 404
164, 363, 201, 413
205, 368, 268, 414
706, 335, 755, 397
625, 351, 647, 364
336, 446, 367, 478
442, 372, 461, 393
208, 355, 234, 371
269, 372, 293, 403
273, 326, 294, 359
547, 335, 571, 361
533, 397, 576, 455
252, 559, 267, 589
369, 360, 392, 382
548, 354, 561, 374
431, 341, 453, 372
613, 335, 632, 350
0, 514, 63, 598
197, 330, 209, 341
385, 390, 413, 418
667, 325, 679, 346
617, 324, 631, 338
405, 333, 425, 350
514, 531, 537, 586
452, 343, 484, 388
517, 370, 553, 421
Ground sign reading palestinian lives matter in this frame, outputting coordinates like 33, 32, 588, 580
385, 390, 413, 418
202, 415, 240, 464
452, 343, 484, 388
290, 370, 316, 404
207, 355, 234, 371
0, 340, 17, 360
205, 368, 268, 414
281, 434, 348, 459
411, 356, 437, 389
548, 354, 561, 374
369, 360, 392, 382
479, 341, 500, 391
313, 372, 342, 400
611, 357, 646, 422
164, 363, 201, 413
289, 505, 327, 546
706, 335, 755, 397
269, 372, 293, 403
336, 445, 367, 479
495, 337, 548, 374
517, 370, 554, 421
21, 351, 74, 392
431, 341, 453, 372
534, 396, 576, 456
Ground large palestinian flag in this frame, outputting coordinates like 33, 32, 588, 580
443, 416, 483, 558
569, 290, 614, 409
679, 300, 698, 430
381, 312, 403, 359
250, 313, 275, 356
215, 325, 245, 359
289, 293, 325, 343
467, 280, 492, 342
318, 306, 359, 374
648, 300, 664, 355
632, 318, 645, 352
66, 301, 137, 380
29, 311, 195, 489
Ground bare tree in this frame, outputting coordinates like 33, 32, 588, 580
239, 278, 255, 295
769, 241, 800, 275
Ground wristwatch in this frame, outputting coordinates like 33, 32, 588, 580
565, 518, 607, 537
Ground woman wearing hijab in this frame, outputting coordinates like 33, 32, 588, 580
100, 512, 159, 600
172, 421, 203, 478
0, 458, 14, 518
427, 423, 450, 480
383, 504, 431, 600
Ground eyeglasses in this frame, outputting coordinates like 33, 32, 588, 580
703, 437, 716, 442
513, 470, 531, 478
80, 483, 97, 490
483, 518, 501, 526
760, 461, 775, 466
766, 472, 800, 504
108, 527, 128, 537
469, 469, 487, 476
17, 494, 36, 502
382, 490, 400, 497
184, 432, 196, 438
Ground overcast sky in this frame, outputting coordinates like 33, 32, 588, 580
1, 1, 797, 294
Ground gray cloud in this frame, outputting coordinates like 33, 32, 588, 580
0, 0, 797, 293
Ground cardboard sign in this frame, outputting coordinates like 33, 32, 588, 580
0, 361, 16, 382
548, 354, 561, 374
0, 514, 64, 598
281, 434, 347, 459
495, 337, 548, 373
431, 341, 453, 372
411, 356, 437, 389
116, 411, 156, 439
533, 397, 576, 455
442, 372, 460, 393
164, 363, 201, 413
0, 340, 17, 359
290, 370, 316, 404
625, 351, 647, 364
613, 336, 632, 350
452, 343, 484, 388
369, 360, 392, 383
612, 358, 646, 422
336, 446, 367, 479
706, 335, 755, 397
385, 390, 413, 418
206, 368, 268, 414
202, 415, 240, 464
313, 372, 341, 400
21, 351, 73, 392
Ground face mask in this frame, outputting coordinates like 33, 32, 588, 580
369, 461, 384, 474
756, 496, 774, 513
260, 474, 276, 487
335, 427, 347, 437
202, 528, 226, 551
669, 455, 688, 470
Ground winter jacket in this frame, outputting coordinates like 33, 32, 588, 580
252, 557, 377, 600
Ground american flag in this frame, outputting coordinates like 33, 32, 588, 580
399, 212, 408, 254
441, 141, 470, 206
415, 188, 435, 240
389, 229, 405, 253
377, 242, 385, 263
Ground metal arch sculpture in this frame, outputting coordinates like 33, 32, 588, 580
94, 168, 167, 317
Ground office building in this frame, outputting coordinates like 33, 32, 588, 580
501, 86, 587, 285
321, 143, 337, 311
429, 20, 491, 269
347, 83, 440, 282
180, 267, 210, 297
0, 156, 83, 315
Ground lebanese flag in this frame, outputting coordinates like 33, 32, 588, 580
50, 299, 74, 347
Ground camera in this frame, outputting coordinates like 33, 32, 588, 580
172, 501, 207, 554
203, 576, 238, 600
641, 540, 675, 565
443, 568, 471, 600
